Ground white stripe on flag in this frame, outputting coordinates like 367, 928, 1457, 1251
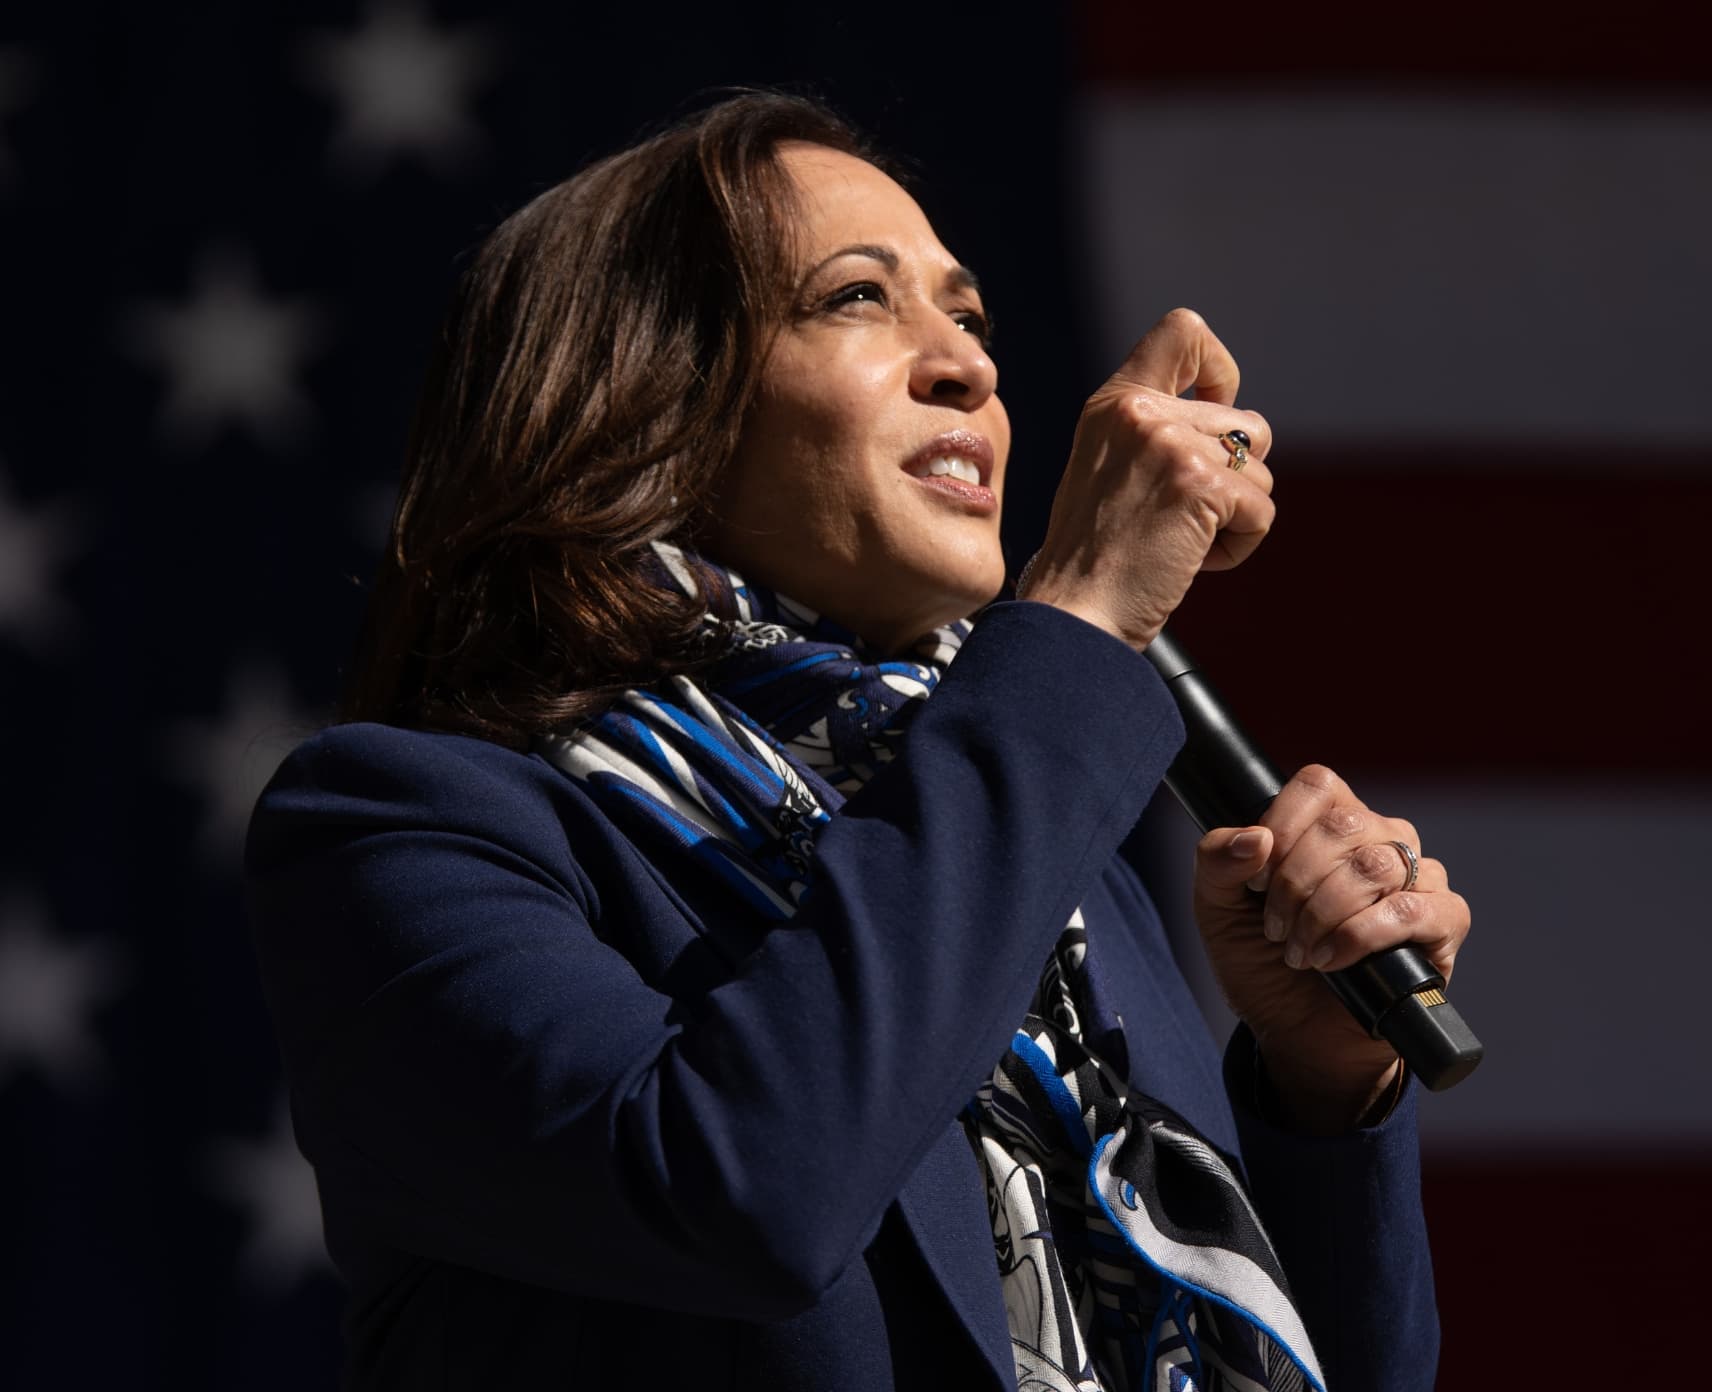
1147, 781, 1712, 1146
1075, 91, 1712, 450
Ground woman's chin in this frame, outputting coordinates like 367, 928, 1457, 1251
895, 562, 1010, 640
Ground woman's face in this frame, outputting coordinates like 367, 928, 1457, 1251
706, 143, 1010, 653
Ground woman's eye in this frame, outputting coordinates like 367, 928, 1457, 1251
953, 310, 994, 349
825, 281, 888, 311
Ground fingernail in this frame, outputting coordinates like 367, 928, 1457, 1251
1310, 942, 1334, 969
1284, 941, 1305, 969
1229, 831, 1262, 858
1245, 869, 1272, 893
1263, 911, 1286, 942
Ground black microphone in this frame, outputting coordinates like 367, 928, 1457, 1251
1144, 628, 1483, 1092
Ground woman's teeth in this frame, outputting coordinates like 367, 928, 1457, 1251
924, 456, 982, 484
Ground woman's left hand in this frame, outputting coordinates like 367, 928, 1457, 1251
1191, 764, 1472, 1134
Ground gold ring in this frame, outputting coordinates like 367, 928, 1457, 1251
1218, 430, 1252, 473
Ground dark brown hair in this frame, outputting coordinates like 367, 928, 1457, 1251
342, 92, 876, 745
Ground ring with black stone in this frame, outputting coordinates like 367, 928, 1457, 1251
1217, 429, 1252, 472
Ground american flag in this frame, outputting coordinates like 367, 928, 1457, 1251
1075, 2, 1712, 1382
2, 4, 1702, 1385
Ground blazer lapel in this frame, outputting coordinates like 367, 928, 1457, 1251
895, 1121, 1014, 1389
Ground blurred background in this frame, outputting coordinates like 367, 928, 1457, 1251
2, 2, 1706, 1385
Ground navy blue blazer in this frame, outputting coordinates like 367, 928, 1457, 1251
246, 602, 1438, 1390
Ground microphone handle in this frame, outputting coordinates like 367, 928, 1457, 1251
1145, 628, 1483, 1092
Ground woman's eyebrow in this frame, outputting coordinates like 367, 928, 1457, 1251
802, 244, 983, 296
802, 244, 899, 282
946, 264, 982, 297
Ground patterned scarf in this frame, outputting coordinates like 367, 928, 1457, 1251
535, 545, 1325, 1392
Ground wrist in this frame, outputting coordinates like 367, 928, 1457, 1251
1014, 586, 1162, 656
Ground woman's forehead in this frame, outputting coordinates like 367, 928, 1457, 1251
777, 144, 952, 271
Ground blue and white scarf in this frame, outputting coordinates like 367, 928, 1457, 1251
536, 545, 1325, 1392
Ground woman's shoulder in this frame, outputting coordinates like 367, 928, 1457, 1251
245, 720, 591, 879
256, 719, 557, 811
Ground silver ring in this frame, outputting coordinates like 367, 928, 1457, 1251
1390, 840, 1420, 893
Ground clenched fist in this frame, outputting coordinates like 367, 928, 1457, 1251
1020, 309, 1275, 651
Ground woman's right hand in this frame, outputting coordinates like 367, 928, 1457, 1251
1018, 308, 1276, 652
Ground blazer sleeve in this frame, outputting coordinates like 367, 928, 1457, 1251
245, 601, 1185, 1321
1225, 1028, 1441, 1392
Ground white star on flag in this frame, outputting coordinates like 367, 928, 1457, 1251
300, 1, 497, 176
0, 460, 82, 652
0, 892, 124, 1093
0, 46, 40, 181
122, 248, 326, 451
166, 659, 320, 869
207, 1097, 336, 1290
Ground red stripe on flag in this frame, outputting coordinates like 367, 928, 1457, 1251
1075, 0, 1707, 85
1425, 1154, 1712, 1385
1163, 460, 1712, 778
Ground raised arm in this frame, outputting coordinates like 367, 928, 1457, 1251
246, 601, 1182, 1321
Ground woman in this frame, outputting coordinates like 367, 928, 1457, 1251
247, 93, 1468, 1390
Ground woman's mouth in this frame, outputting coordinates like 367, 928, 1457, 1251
919, 455, 983, 485
901, 431, 997, 512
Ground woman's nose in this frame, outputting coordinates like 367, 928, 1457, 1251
909, 317, 997, 407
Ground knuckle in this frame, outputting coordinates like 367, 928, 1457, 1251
1391, 819, 1420, 849
1388, 891, 1428, 926
1163, 306, 1207, 333
1318, 805, 1367, 841
1349, 842, 1398, 883
1116, 391, 1163, 427
1293, 764, 1341, 798
1144, 418, 1190, 450
1168, 449, 1217, 492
